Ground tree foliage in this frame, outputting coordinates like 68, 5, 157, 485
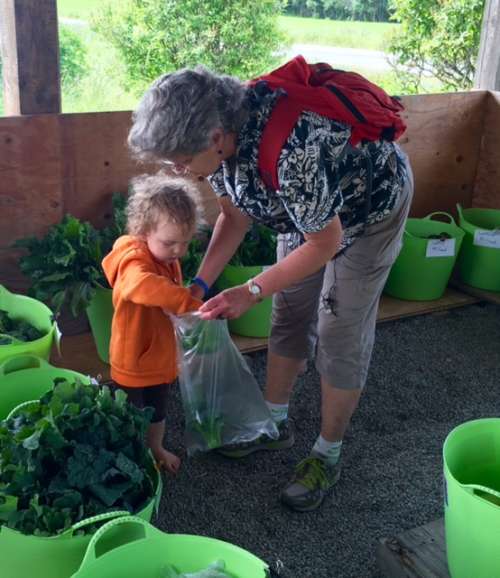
284, 0, 391, 21
92, 0, 286, 88
59, 25, 88, 86
389, 0, 485, 92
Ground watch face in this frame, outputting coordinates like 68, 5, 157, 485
249, 281, 262, 295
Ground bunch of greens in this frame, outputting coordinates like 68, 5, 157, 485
181, 226, 212, 285
0, 310, 44, 345
14, 194, 126, 317
187, 408, 224, 451
0, 379, 155, 536
229, 223, 277, 267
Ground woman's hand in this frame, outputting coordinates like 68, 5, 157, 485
199, 284, 257, 320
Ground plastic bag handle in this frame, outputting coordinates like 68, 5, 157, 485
463, 484, 500, 507
0, 354, 49, 377
77, 516, 158, 570
424, 212, 456, 226
63, 510, 131, 537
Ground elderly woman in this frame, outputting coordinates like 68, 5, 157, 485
128, 64, 413, 512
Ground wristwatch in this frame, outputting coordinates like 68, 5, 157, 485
247, 278, 263, 302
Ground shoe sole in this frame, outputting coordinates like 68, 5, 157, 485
280, 469, 341, 512
217, 433, 295, 459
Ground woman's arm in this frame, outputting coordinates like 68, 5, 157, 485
191, 196, 252, 298
199, 216, 343, 319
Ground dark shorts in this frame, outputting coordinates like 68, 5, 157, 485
109, 381, 169, 423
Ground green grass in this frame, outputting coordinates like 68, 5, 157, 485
278, 15, 398, 51
57, 0, 103, 19
61, 25, 139, 113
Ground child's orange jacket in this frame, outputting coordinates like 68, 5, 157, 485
102, 235, 201, 387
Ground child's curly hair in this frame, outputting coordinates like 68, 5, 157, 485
127, 173, 199, 236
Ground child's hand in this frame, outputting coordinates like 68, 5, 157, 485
188, 283, 205, 301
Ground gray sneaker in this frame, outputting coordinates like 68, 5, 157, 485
280, 454, 341, 512
217, 419, 295, 458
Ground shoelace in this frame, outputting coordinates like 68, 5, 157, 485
294, 457, 329, 490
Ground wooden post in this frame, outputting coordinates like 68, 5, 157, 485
0, 0, 61, 115
475, 0, 500, 90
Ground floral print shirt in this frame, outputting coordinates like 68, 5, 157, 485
208, 85, 409, 252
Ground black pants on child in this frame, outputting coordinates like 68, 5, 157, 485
108, 381, 169, 423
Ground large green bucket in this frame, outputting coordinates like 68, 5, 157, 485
217, 265, 272, 338
0, 285, 57, 364
71, 516, 269, 578
384, 212, 465, 301
0, 354, 91, 420
86, 286, 113, 364
0, 464, 162, 578
456, 204, 500, 291
443, 419, 500, 578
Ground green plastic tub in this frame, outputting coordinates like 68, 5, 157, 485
71, 516, 269, 578
217, 265, 272, 338
384, 212, 465, 301
443, 418, 500, 578
456, 205, 500, 292
86, 286, 113, 364
0, 400, 162, 578
0, 284, 57, 364
0, 354, 91, 420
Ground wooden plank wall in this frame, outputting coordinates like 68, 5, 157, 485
472, 91, 500, 208
0, 91, 490, 291
400, 91, 487, 217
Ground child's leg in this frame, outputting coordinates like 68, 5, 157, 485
143, 383, 180, 474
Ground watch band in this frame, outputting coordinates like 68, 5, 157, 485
192, 276, 209, 298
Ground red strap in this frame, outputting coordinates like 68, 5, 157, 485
258, 97, 303, 190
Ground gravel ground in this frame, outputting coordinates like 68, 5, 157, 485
157, 303, 500, 578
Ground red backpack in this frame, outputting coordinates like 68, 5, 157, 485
249, 55, 407, 190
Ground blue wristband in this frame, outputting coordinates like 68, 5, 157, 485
192, 276, 209, 298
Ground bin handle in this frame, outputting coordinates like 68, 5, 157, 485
63, 510, 131, 537
77, 516, 158, 570
424, 212, 457, 226
0, 354, 50, 376
463, 484, 500, 507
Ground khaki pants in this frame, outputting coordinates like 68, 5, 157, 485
269, 160, 414, 390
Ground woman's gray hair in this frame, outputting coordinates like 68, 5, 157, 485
128, 66, 249, 161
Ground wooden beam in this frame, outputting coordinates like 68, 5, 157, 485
475, 0, 500, 90
0, 0, 61, 115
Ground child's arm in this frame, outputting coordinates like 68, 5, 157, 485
119, 257, 202, 315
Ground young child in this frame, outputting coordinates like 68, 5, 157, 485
102, 173, 202, 474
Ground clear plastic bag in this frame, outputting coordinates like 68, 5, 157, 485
172, 312, 278, 455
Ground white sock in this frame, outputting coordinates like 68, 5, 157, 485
266, 401, 289, 424
312, 435, 342, 465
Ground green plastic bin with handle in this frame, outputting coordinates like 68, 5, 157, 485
456, 204, 500, 291
384, 212, 465, 301
0, 284, 58, 364
0, 400, 163, 578
443, 418, 500, 578
0, 354, 91, 420
71, 516, 270, 578
86, 286, 113, 364
217, 265, 272, 338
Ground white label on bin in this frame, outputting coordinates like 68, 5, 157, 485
426, 238, 456, 258
473, 229, 500, 249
